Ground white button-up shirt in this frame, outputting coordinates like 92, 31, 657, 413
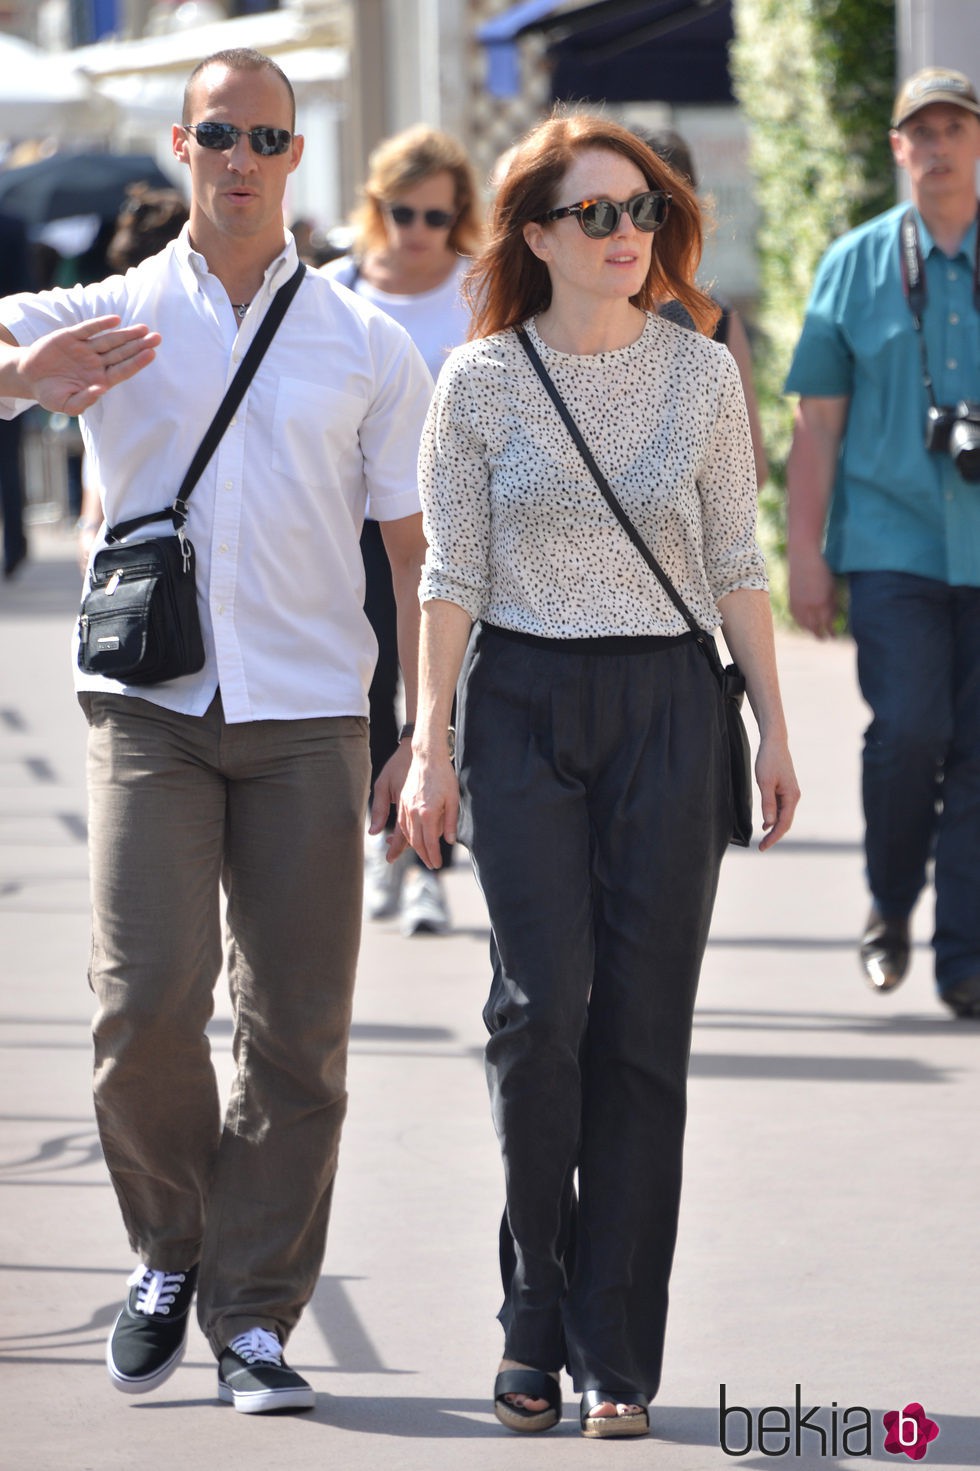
0, 229, 433, 722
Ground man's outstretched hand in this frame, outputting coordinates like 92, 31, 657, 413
2, 316, 160, 415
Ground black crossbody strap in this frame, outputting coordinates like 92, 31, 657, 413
514, 324, 727, 682
105, 260, 307, 543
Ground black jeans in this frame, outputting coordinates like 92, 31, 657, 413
0, 416, 25, 573
457, 625, 730, 1400
361, 517, 400, 796
361, 516, 453, 865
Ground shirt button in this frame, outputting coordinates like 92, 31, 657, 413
947, 358, 958, 370
219, 543, 228, 554
224, 480, 233, 490
949, 313, 959, 325
216, 603, 225, 615
230, 415, 237, 427
947, 269, 958, 281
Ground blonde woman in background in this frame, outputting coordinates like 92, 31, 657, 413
323, 125, 483, 937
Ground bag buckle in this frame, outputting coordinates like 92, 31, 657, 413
177, 527, 192, 573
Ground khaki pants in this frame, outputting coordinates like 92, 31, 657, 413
81, 692, 370, 1355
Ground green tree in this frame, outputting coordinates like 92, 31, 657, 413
731, 0, 895, 598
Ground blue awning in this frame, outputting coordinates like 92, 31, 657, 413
478, 0, 568, 41
478, 0, 734, 105
478, 1, 570, 97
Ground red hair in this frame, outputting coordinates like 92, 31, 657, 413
467, 112, 717, 339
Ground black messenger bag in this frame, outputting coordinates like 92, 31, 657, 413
78, 532, 204, 685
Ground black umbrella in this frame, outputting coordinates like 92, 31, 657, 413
0, 151, 178, 225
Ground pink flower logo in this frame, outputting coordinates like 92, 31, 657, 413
883, 1403, 940, 1460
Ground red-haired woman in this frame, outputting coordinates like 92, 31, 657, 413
398, 113, 798, 1439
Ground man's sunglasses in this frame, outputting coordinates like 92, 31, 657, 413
387, 204, 456, 229
541, 189, 671, 239
184, 122, 293, 156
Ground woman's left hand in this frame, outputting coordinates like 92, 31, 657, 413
397, 749, 459, 870
755, 735, 800, 851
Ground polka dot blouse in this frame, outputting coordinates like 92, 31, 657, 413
417, 312, 767, 638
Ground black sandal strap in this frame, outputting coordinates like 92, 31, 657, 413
494, 1369, 562, 1412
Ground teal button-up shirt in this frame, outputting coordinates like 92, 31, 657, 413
785, 202, 980, 585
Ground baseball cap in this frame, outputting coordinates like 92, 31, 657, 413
891, 66, 980, 128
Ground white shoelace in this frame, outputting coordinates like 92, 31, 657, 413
129, 1265, 188, 1316
228, 1327, 283, 1366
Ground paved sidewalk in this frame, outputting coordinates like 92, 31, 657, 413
1, 527, 977, 1470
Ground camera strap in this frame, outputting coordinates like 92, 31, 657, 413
899, 205, 980, 408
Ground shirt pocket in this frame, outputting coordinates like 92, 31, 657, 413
271, 376, 366, 487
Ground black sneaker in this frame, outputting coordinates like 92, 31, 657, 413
217, 1328, 315, 1413
106, 1263, 199, 1394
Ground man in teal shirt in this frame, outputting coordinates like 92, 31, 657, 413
785, 66, 980, 1016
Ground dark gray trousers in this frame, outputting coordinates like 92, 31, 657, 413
457, 625, 730, 1401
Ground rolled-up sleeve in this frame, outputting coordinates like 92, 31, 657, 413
699, 351, 768, 601
417, 351, 492, 620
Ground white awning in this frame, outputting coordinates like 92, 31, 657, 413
0, 33, 116, 140
87, 48, 346, 131
70, 7, 348, 80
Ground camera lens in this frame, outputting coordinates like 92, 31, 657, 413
949, 420, 980, 482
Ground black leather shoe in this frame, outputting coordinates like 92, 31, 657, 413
940, 975, 980, 1019
859, 908, 910, 992
3, 539, 27, 578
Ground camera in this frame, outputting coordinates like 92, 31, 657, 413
925, 400, 980, 483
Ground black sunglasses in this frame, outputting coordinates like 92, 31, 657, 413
387, 204, 456, 229
184, 122, 293, 156
541, 190, 671, 239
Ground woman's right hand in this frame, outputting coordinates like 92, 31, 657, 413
397, 750, 459, 870
398, 598, 473, 866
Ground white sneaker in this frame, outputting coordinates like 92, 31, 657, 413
364, 830, 409, 920
400, 866, 451, 936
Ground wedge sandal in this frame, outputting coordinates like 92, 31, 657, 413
493, 1368, 562, 1433
580, 1388, 649, 1438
